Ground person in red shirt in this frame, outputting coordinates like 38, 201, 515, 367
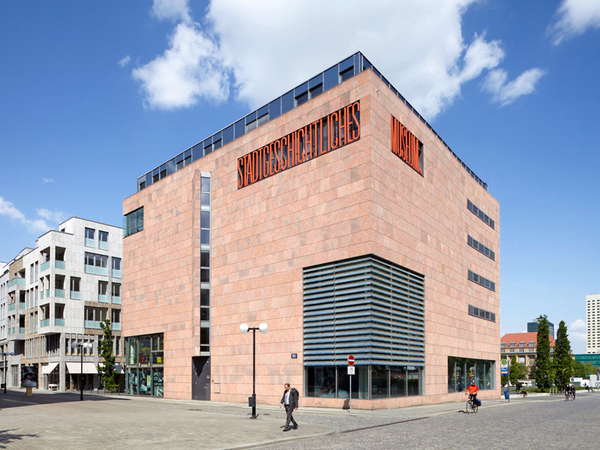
465, 379, 479, 405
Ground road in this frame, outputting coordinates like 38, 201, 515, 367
257, 393, 599, 450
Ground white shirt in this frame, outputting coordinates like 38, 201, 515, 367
284, 389, 291, 405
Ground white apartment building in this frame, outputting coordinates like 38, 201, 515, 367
1, 261, 9, 389
587, 293, 600, 354
1, 262, 8, 342
3, 217, 123, 391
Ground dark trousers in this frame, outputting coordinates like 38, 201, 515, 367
285, 405, 297, 428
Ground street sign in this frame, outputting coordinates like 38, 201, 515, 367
348, 366, 355, 375
348, 355, 355, 366
501, 358, 508, 375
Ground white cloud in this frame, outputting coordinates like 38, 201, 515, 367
36, 208, 67, 224
549, 0, 600, 45
570, 318, 587, 347
42, 178, 54, 183
151, 0, 191, 23
119, 55, 131, 67
132, 22, 229, 109
0, 196, 50, 233
133, 0, 543, 118
483, 68, 546, 106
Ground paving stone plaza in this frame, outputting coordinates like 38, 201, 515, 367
1, 389, 598, 449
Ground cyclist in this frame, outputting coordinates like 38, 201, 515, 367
565, 384, 575, 400
465, 379, 479, 407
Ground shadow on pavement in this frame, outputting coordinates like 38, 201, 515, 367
0, 428, 39, 449
0, 389, 131, 410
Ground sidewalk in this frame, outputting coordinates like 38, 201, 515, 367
0, 388, 570, 450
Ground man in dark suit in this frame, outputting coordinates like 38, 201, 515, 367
280, 383, 299, 431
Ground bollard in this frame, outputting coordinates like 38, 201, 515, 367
26, 387, 33, 397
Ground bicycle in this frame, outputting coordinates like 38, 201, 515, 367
466, 396, 479, 413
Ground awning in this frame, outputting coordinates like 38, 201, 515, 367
66, 362, 97, 374
41, 362, 59, 374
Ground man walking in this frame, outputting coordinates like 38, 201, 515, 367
280, 383, 299, 432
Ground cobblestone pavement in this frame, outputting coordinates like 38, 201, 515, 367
1, 389, 598, 449
256, 392, 600, 450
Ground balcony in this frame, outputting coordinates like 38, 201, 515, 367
85, 265, 108, 276
84, 320, 102, 329
8, 278, 26, 288
40, 261, 50, 272
8, 303, 16, 311
55, 261, 66, 270
112, 296, 122, 305
99, 241, 108, 251
98, 295, 109, 303
112, 323, 122, 331
18, 302, 25, 310
19, 327, 26, 334
46, 289, 50, 298
85, 238, 95, 248
40, 290, 44, 299
55, 289, 65, 298
54, 318, 65, 326
70, 291, 81, 300
112, 269, 122, 279
40, 319, 50, 328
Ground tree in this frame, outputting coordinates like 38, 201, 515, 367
553, 321, 572, 391
534, 315, 552, 391
529, 364, 537, 380
98, 319, 119, 393
573, 361, 600, 378
509, 356, 520, 385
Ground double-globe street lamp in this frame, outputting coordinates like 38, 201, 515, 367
1, 351, 14, 394
71, 342, 93, 400
240, 322, 268, 419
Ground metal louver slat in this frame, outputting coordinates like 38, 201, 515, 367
303, 255, 425, 367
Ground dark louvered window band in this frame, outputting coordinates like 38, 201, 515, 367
468, 304, 496, 323
468, 269, 496, 292
467, 235, 495, 261
303, 255, 425, 367
467, 199, 495, 229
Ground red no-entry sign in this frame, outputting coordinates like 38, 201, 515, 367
348, 355, 355, 366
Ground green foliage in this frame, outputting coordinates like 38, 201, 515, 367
529, 364, 537, 380
509, 356, 519, 384
534, 315, 552, 391
572, 361, 599, 378
553, 321, 572, 391
98, 319, 119, 393
508, 356, 528, 386
501, 374, 509, 387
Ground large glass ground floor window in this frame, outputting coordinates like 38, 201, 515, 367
125, 333, 164, 397
448, 357, 495, 393
306, 365, 423, 400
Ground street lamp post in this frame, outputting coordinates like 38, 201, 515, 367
71, 342, 93, 400
2, 351, 14, 394
240, 322, 268, 419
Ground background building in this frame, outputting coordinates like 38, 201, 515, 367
501, 332, 555, 375
527, 318, 555, 338
586, 293, 600, 353
0, 218, 124, 391
123, 52, 500, 408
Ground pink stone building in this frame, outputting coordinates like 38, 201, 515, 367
122, 53, 500, 409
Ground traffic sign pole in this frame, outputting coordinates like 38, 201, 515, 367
347, 355, 355, 413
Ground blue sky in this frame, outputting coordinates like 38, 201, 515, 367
1, 0, 599, 352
